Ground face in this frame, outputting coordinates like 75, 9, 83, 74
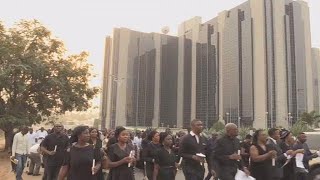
79, 129, 90, 142
90, 129, 98, 138
153, 132, 160, 143
21, 127, 29, 135
273, 130, 281, 141
298, 134, 307, 144
29, 128, 33, 133
258, 131, 268, 143
54, 124, 63, 133
163, 135, 173, 147
228, 126, 239, 137
118, 130, 129, 143
192, 121, 204, 134
109, 131, 115, 138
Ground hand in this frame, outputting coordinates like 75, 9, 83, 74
211, 169, 217, 178
229, 154, 241, 161
268, 150, 277, 158
294, 149, 304, 154
286, 150, 294, 156
175, 163, 182, 170
122, 157, 132, 164
48, 151, 56, 156
92, 166, 99, 175
243, 167, 250, 176
130, 157, 136, 164
192, 155, 204, 163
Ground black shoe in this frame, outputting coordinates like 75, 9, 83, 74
33, 174, 41, 176
27, 172, 33, 175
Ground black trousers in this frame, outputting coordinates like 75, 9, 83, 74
182, 165, 205, 180
45, 165, 60, 180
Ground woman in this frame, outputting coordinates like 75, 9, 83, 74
89, 128, 105, 180
89, 128, 103, 149
58, 126, 102, 180
279, 129, 304, 180
106, 126, 136, 180
250, 129, 277, 180
142, 130, 161, 180
153, 132, 178, 180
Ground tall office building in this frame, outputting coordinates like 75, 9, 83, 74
312, 48, 320, 113
101, 0, 314, 129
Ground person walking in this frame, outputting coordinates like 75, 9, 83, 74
27, 142, 41, 176
179, 119, 207, 180
106, 126, 136, 180
153, 132, 178, 180
204, 133, 218, 180
142, 130, 161, 180
11, 126, 30, 180
41, 123, 69, 180
89, 127, 104, 180
58, 126, 103, 180
250, 130, 276, 180
212, 123, 250, 180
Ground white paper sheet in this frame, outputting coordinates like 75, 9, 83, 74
235, 169, 256, 180
295, 153, 305, 169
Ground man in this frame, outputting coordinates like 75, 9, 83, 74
28, 128, 38, 146
11, 126, 30, 180
240, 134, 252, 167
267, 128, 293, 180
293, 133, 319, 180
179, 119, 207, 180
212, 123, 250, 180
28, 141, 41, 176
41, 123, 69, 180
204, 132, 218, 180
37, 127, 48, 142
133, 131, 142, 149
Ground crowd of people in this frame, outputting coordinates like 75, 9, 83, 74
9, 119, 320, 180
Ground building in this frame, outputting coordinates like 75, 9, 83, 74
312, 48, 320, 113
101, 0, 314, 129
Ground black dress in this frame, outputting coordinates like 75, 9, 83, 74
155, 147, 176, 180
64, 144, 102, 180
107, 143, 135, 180
142, 142, 161, 180
279, 142, 295, 180
89, 139, 104, 180
250, 144, 272, 180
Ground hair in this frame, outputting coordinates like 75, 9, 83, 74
245, 134, 252, 140
89, 127, 100, 137
159, 132, 170, 145
190, 119, 201, 127
147, 130, 158, 141
114, 126, 126, 139
252, 129, 264, 145
268, 128, 279, 137
70, 125, 89, 143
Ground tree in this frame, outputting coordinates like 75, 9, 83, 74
0, 20, 98, 150
290, 120, 313, 137
300, 111, 320, 128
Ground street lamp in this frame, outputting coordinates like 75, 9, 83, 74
226, 113, 230, 123
288, 112, 291, 128
265, 112, 269, 129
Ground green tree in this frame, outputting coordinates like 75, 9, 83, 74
290, 120, 313, 137
0, 20, 98, 150
300, 111, 320, 128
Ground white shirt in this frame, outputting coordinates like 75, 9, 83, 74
29, 143, 40, 154
269, 137, 277, 145
133, 136, 142, 148
37, 130, 48, 139
190, 131, 200, 144
28, 132, 38, 146
12, 132, 30, 156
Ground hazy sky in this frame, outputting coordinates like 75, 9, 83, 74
1, 0, 319, 89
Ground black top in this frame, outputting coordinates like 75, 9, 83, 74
107, 143, 135, 180
64, 144, 102, 180
142, 142, 161, 165
250, 144, 272, 180
155, 147, 176, 167
279, 141, 295, 180
41, 133, 69, 166
89, 139, 103, 149
240, 141, 251, 167
179, 133, 207, 169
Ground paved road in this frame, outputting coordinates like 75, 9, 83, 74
5, 167, 189, 180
